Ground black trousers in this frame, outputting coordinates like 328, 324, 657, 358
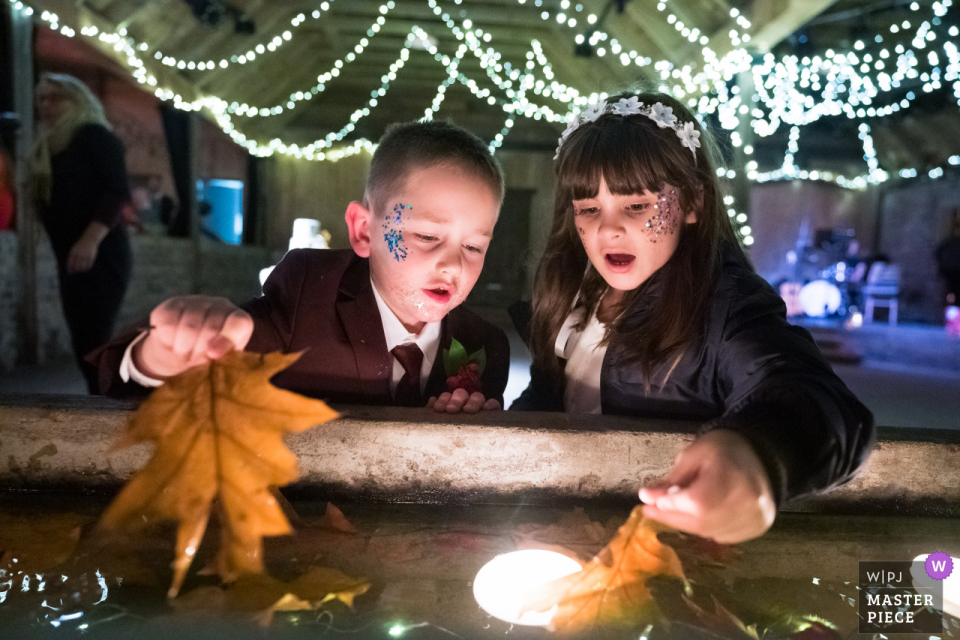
56, 228, 132, 394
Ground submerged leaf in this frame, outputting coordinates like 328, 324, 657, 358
0, 513, 91, 573
174, 566, 370, 627
522, 505, 684, 636
97, 350, 339, 597
682, 595, 762, 640
512, 507, 617, 563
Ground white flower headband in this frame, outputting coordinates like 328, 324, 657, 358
555, 97, 702, 162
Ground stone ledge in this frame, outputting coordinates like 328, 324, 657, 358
1, 393, 957, 516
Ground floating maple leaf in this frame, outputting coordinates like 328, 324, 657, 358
97, 350, 339, 598
522, 505, 685, 636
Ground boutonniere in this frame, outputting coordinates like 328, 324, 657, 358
443, 338, 486, 395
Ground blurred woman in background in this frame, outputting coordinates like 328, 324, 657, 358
32, 73, 132, 393
0, 148, 14, 231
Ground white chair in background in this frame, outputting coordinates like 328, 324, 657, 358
863, 262, 900, 324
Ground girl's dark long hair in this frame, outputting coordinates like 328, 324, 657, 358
529, 91, 748, 389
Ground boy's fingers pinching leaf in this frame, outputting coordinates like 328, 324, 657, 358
221, 309, 254, 350
206, 334, 237, 360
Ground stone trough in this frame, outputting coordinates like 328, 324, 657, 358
2, 393, 958, 517
2, 393, 960, 639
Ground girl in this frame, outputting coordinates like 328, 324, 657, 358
513, 91, 874, 543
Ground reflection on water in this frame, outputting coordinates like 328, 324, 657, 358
1, 492, 958, 639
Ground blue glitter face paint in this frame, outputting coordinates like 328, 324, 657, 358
383, 203, 411, 261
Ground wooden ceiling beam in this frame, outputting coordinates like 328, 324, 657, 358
70, 2, 204, 102
738, 0, 841, 55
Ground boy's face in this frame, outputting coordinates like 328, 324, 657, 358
572, 176, 696, 293
348, 164, 500, 333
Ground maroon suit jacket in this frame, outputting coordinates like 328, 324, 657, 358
90, 249, 510, 406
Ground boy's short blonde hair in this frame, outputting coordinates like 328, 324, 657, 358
365, 120, 505, 215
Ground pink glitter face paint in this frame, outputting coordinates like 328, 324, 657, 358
644, 188, 682, 243
383, 203, 411, 261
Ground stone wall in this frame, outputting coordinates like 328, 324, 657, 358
0, 232, 19, 369
878, 176, 960, 324
0, 232, 275, 369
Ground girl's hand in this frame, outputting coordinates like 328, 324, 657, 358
428, 389, 501, 413
638, 429, 776, 544
66, 236, 100, 274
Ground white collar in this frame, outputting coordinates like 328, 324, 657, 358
370, 278, 442, 355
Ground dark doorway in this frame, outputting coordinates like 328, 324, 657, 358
468, 188, 534, 308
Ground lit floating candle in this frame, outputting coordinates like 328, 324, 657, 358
473, 549, 582, 626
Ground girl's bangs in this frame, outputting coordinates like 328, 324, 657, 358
557, 117, 674, 201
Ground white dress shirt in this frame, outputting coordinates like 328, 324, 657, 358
370, 280, 441, 396
557, 307, 607, 414
120, 278, 443, 397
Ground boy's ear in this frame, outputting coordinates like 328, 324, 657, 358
345, 200, 373, 257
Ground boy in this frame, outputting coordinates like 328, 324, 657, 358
90, 121, 509, 412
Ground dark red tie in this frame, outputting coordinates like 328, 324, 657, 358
391, 344, 424, 407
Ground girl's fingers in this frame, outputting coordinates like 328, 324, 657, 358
639, 448, 702, 504
640, 482, 682, 505
641, 505, 706, 538
653, 486, 701, 515
427, 396, 438, 410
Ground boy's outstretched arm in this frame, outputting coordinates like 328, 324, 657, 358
639, 429, 776, 544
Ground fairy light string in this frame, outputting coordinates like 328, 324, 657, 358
9, 0, 959, 243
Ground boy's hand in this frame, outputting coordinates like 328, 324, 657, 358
428, 389, 501, 414
638, 429, 776, 544
134, 296, 254, 379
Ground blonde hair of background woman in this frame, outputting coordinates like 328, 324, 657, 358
31, 73, 111, 204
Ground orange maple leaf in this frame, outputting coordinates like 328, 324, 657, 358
97, 350, 339, 598
522, 505, 685, 636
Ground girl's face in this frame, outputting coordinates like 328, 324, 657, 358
572, 176, 696, 293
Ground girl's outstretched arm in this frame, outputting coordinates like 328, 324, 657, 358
641, 260, 874, 542
639, 429, 776, 543
706, 268, 875, 508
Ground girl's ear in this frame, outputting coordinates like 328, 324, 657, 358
684, 186, 704, 224
345, 200, 373, 257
